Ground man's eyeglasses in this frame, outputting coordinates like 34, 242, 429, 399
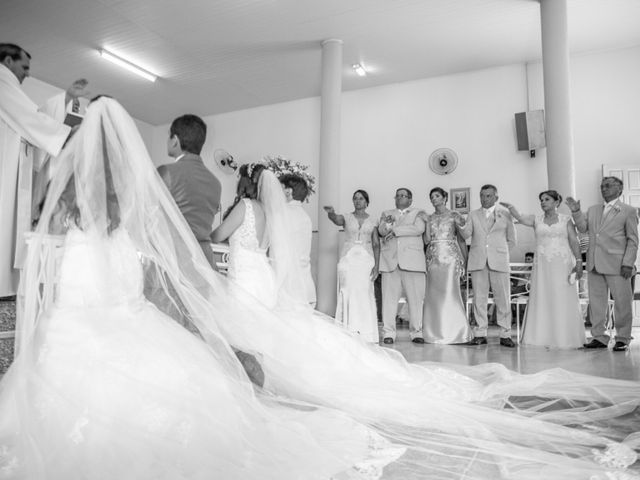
395, 194, 410, 198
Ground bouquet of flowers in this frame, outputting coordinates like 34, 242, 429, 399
262, 155, 316, 197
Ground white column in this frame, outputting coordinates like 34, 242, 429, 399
316, 39, 342, 314
540, 0, 576, 197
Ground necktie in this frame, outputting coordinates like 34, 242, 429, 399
72, 98, 80, 114
601, 204, 612, 224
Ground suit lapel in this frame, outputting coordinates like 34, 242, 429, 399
600, 204, 620, 230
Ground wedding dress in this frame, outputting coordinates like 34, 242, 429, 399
214, 167, 640, 479
335, 213, 379, 342
521, 214, 586, 348
0, 98, 403, 479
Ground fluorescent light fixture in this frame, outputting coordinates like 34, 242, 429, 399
99, 49, 157, 82
352, 63, 367, 77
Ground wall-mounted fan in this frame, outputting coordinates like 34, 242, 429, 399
428, 148, 458, 175
214, 149, 237, 174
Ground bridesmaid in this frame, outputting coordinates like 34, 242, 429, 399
324, 190, 380, 343
419, 187, 473, 344
501, 190, 585, 348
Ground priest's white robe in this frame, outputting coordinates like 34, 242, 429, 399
0, 65, 70, 296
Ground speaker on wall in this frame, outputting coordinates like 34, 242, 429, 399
515, 109, 546, 157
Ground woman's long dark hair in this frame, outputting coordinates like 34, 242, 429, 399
223, 163, 268, 219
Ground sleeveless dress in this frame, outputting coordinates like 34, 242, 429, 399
227, 199, 278, 309
521, 214, 586, 348
422, 212, 473, 344
335, 213, 379, 343
0, 227, 401, 479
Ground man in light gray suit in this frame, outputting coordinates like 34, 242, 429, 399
567, 176, 639, 352
158, 114, 221, 268
378, 188, 426, 344
461, 184, 516, 347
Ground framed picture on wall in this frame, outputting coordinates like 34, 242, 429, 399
450, 187, 470, 214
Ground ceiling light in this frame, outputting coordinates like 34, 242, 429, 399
99, 49, 158, 82
352, 63, 367, 77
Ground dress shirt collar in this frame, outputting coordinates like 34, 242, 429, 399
397, 208, 410, 216
484, 205, 496, 217
604, 198, 619, 209
174, 153, 186, 162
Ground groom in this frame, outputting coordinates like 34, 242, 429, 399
567, 176, 638, 352
461, 184, 516, 347
158, 114, 221, 268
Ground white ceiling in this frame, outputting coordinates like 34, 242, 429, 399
3, 0, 640, 125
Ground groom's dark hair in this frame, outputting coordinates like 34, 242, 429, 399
280, 174, 309, 202
170, 114, 207, 155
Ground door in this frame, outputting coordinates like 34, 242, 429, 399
602, 164, 640, 325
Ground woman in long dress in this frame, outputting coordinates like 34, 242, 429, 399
323, 190, 380, 342
419, 187, 473, 344
0, 98, 402, 479
501, 190, 586, 348
208, 164, 640, 478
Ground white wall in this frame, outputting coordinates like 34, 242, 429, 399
151, 45, 640, 260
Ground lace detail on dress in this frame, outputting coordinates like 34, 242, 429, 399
0, 446, 18, 478
229, 199, 261, 253
425, 213, 464, 277
534, 214, 575, 264
592, 443, 638, 471
342, 213, 377, 257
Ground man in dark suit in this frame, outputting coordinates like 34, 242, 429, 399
157, 114, 221, 267
567, 176, 639, 352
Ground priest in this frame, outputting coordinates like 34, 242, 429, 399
0, 43, 71, 298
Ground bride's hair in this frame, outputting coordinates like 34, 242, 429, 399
223, 162, 268, 219
50, 126, 121, 234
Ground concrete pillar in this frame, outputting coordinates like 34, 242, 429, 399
316, 39, 342, 314
540, 0, 576, 197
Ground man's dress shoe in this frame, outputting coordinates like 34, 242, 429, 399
383, 337, 394, 345
612, 341, 628, 352
499, 337, 515, 348
411, 337, 425, 344
467, 336, 487, 345
583, 339, 608, 349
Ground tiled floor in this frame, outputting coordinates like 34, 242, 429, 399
388, 323, 640, 381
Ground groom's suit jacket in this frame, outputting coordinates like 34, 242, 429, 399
378, 208, 426, 273
462, 206, 516, 273
573, 200, 638, 275
157, 153, 221, 266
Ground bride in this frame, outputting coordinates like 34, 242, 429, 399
211, 162, 640, 478
0, 98, 404, 479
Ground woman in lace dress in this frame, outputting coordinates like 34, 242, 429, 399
0, 98, 401, 479
419, 187, 473, 344
501, 190, 586, 348
323, 190, 380, 342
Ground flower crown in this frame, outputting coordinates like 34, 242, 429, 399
262, 155, 316, 196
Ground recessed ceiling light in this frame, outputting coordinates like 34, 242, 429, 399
352, 63, 367, 77
99, 49, 158, 82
